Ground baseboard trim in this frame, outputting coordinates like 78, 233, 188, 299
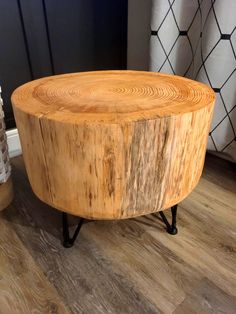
6, 128, 22, 158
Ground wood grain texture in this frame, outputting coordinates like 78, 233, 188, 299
0, 177, 13, 211
11, 71, 215, 219
174, 278, 236, 314
1, 154, 235, 314
0, 213, 68, 314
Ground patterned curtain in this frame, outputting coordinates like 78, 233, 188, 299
150, 0, 236, 161
0, 87, 11, 184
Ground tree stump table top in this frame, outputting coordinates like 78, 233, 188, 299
12, 71, 215, 219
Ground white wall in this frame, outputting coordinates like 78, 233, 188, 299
127, 0, 152, 70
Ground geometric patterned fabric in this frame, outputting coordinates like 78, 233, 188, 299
0, 87, 11, 183
150, 0, 236, 161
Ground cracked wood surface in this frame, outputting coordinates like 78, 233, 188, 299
11, 71, 215, 219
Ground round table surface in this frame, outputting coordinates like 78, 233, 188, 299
12, 70, 215, 124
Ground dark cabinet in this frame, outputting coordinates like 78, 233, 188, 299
0, 0, 127, 129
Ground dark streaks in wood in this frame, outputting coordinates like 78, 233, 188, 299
174, 278, 236, 314
12, 71, 215, 219
0, 154, 235, 313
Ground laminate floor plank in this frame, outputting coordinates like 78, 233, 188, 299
0, 154, 235, 314
174, 278, 236, 314
3, 158, 160, 314
203, 153, 236, 194
0, 218, 68, 314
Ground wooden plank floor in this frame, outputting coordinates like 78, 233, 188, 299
0, 154, 235, 314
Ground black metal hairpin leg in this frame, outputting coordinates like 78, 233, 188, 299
159, 204, 178, 235
61, 205, 178, 247
62, 212, 84, 248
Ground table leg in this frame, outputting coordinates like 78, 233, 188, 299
159, 205, 178, 235
62, 212, 84, 248
61, 205, 178, 248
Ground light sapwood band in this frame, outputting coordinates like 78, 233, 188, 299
12, 71, 215, 219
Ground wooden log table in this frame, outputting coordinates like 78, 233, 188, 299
12, 71, 215, 247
